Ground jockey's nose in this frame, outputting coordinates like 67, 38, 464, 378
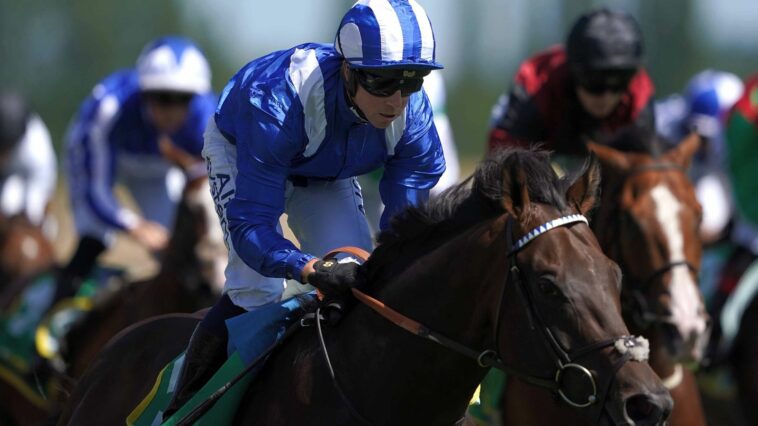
386, 90, 404, 108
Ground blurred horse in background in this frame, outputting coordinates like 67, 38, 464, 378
588, 132, 709, 426
59, 175, 224, 380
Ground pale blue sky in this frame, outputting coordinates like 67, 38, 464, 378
178, 0, 757, 85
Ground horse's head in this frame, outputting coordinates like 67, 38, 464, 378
367, 148, 671, 425
589, 134, 709, 364
491, 150, 671, 425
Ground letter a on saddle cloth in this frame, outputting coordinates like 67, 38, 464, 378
127, 294, 318, 426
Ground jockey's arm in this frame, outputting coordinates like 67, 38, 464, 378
487, 86, 544, 153
74, 97, 142, 232
379, 116, 445, 231
226, 110, 316, 283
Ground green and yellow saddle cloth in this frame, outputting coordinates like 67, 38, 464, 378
129, 294, 316, 425
0, 267, 123, 409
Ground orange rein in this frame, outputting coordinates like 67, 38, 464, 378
322, 246, 427, 336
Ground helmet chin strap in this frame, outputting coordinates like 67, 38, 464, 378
343, 64, 368, 123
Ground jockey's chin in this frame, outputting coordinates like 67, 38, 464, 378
576, 87, 623, 119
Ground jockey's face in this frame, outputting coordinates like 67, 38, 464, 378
354, 84, 409, 129
573, 68, 635, 119
576, 87, 624, 119
343, 64, 410, 129
143, 91, 193, 133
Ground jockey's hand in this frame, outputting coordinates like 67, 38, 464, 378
129, 220, 169, 252
307, 259, 364, 297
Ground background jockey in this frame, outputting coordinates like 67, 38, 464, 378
163, 0, 445, 418
487, 8, 655, 173
726, 73, 758, 259
59, 36, 217, 302
0, 91, 57, 234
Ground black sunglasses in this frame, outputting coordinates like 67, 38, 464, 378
575, 70, 636, 95
143, 91, 194, 106
352, 68, 429, 97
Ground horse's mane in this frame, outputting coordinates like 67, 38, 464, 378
364, 147, 580, 286
604, 123, 667, 157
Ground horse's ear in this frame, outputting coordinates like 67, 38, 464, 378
586, 141, 632, 174
566, 154, 601, 215
501, 163, 531, 219
665, 132, 701, 169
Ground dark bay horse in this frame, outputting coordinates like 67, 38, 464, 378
588, 134, 709, 426
62, 148, 671, 425
59, 177, 224, 379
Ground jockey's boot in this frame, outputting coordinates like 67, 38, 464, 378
53, 236, 106, 304
162, 324, 227, 420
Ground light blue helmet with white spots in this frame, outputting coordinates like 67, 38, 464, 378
136, 36, 211, 94
335, 0, 443, 70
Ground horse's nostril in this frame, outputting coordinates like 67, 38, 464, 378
624, 393, 672, 425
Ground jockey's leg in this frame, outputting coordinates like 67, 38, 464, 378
121, 160, 185, 230
163, 118, 288, 419
163, 293, 245, 418
54, 235, 106, 302
286, 177, 374, 258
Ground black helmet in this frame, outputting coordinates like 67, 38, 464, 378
0, 91, 31, 153
567, 8, 643, 73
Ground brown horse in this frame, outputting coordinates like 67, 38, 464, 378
0, 215, 57, 425
0, 177, 224, 426
59, 177, 224, 380
0, 214, 55, 297
587, 133, 709, 426
62, 148, 671, 425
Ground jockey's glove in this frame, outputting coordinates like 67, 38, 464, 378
308, 259, 364, 297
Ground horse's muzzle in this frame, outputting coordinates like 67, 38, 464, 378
622, 390, 673, 426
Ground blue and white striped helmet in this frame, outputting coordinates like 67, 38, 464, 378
335, 0, 442, 70
136, 36, 211, 94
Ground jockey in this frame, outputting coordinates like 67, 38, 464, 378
655, 70, 744, 245
59, 36, 217, 301
164, 0, 444, 417
0, 92, 57, 230
487, 8, 654, 170
727, 74, 758, 256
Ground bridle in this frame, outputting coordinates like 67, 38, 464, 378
490, 214, 645, 425
623, 260, 699, 329
615, 161, 700, 330
317, 213, 649, 425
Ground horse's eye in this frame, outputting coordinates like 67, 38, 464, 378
537, 278, 560, 298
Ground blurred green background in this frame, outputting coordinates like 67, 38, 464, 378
2, 0, 757, 164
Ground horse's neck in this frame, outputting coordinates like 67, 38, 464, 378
323, 222, 505, 422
